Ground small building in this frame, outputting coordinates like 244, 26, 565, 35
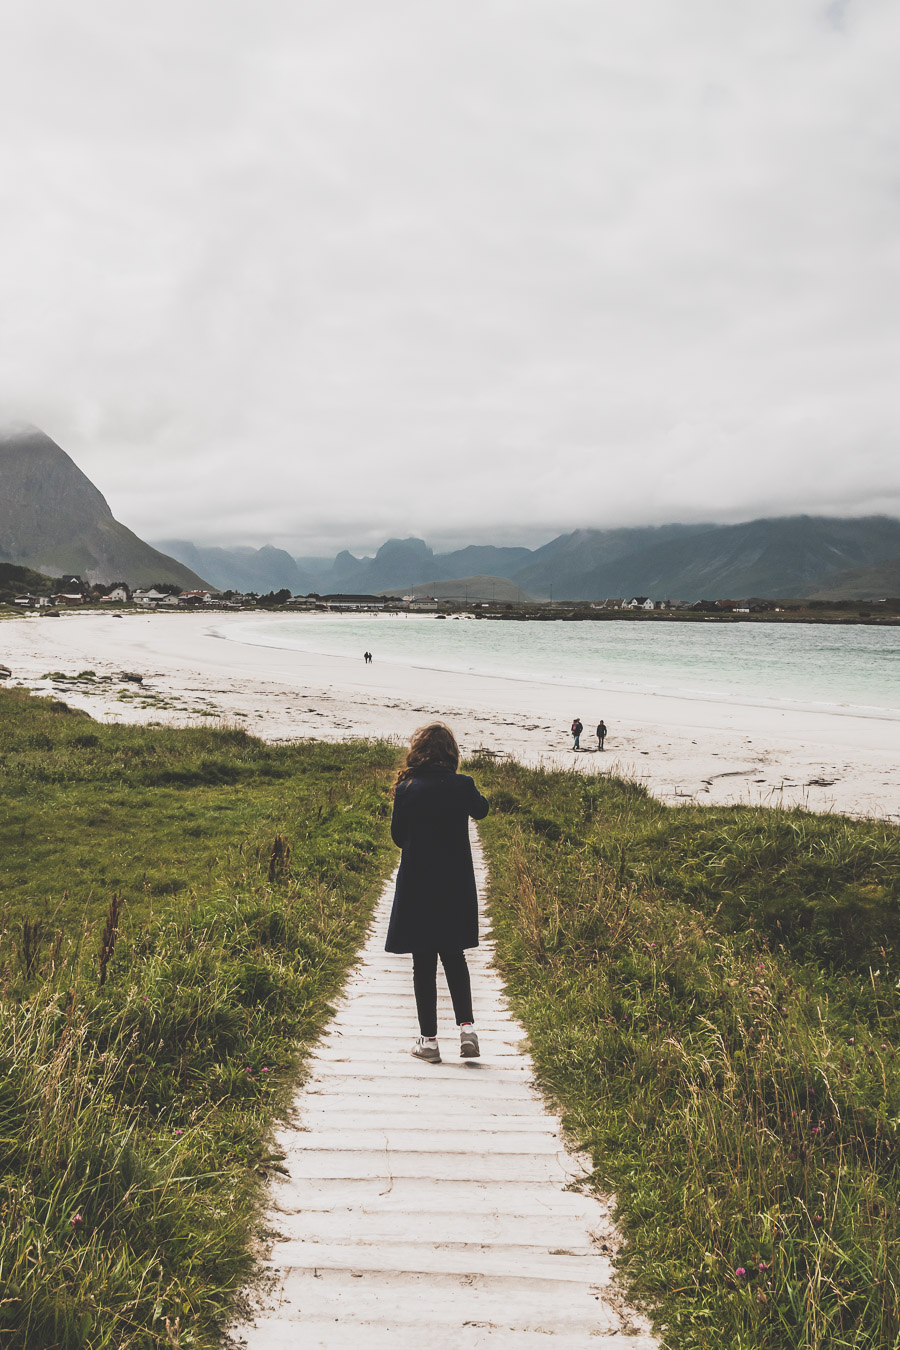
133, 588, 171, 605
623, 597, 654, 611
321, 594, 385, 611
177, 590, 223, 605
51, 592, 84, 606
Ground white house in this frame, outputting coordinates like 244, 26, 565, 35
133, 588, 170, 605
178, 590, 223, 605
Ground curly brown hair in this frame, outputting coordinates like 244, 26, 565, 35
393, 722, 460, 793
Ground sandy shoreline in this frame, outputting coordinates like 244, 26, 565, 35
2, 611, 898, 821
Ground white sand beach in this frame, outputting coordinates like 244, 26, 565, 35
2, 611, 898, 821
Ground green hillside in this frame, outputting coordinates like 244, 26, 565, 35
0, 562, 56, 603
381, 573, 532, 603
807, 555, 900, 601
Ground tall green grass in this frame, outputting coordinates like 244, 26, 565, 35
472, 758, 900, 1350
0, 689, 398, 1348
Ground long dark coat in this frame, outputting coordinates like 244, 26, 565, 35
385, 767, 489, 954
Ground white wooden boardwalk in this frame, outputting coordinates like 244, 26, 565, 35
230, 833, 657, 1348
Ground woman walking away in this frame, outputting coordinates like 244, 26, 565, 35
596, 719, 607, 751
386, 722, 489, 1064
571, 717, 583, 750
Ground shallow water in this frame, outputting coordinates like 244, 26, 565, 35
222, 615, 900, 720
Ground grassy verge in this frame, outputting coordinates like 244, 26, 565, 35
0, 688, 398, 1349
470, 757, 900, 1350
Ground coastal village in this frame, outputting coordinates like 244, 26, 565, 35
14, 582, 739, 612
10, 576, 897, 622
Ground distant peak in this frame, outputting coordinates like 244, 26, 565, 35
375, 536, 433, 560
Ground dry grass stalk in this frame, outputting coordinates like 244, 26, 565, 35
267, 833, 292, 883
20, 918, 44, 978
98, 893, 123, 987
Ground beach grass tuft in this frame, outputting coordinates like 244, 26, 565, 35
471, 758, 900, 1350
0, 687, 398, 1348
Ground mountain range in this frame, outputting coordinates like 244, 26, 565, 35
0, 425, 206, 588
159, 519, 900, 601
2, 423, 898, 600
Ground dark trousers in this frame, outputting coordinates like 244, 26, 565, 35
412, 950, 474, 1038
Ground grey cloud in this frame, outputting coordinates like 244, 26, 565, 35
1, 0, 899, 555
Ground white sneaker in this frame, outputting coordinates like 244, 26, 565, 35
411, 1037, 441, 1064
459, 1025, 480, 1058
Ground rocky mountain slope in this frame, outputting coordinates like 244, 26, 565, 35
154, 540, 315, 595
514, 516, 900, 601
0, 426, 208, 588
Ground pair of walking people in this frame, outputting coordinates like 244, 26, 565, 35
386, 722, 488, 1063
571, 718, 607, 750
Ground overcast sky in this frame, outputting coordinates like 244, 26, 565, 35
2, 1, 899, 555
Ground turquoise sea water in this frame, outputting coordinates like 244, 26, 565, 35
223, 616, 900, 720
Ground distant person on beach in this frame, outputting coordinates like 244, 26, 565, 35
386, 722, 489, 1064
571, 717, 583, 750
597, 720, 607, 750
